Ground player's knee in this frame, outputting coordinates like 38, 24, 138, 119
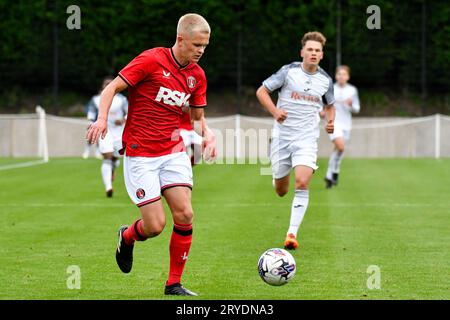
173, 207, 194, 224
335, 141, 345, 153
142, 220, 165, 238
295, 177, 309, 190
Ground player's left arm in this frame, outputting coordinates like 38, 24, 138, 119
351, 88, 361, 114
189, 70, 216, 161
324, 104, 335, 134
191, 108, 216, 161
323, 77, 336, 134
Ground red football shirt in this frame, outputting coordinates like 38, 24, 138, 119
179, 111, 193, 131
118, 47, 207, 157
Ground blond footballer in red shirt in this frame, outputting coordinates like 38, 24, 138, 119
86, 13, 216, 296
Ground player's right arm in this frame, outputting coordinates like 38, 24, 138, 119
86, 76, 128, 144
256, 85, 287, 123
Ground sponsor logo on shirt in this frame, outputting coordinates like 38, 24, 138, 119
291, 91, 320, 103
155, 86, 191, 107
163, 70, 171, 78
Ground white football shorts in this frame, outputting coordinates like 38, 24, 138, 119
270, 136, 319, 179
124, 152, 193, 207
98, 129, 123, 156
328, 125, 351, 142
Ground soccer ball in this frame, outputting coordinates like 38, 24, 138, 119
258, 248, 296, 286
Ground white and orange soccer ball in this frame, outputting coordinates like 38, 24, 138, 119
258, 248, 296, 286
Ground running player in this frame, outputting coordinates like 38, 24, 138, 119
86, 13, 216, 296
256, 31, 335, 250
179, 110, 203, 165
86, 76, 128, 197
324, 65, 360, 188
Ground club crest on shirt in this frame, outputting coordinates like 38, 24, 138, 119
187, 76, 196, 89
136, 188, 145, 199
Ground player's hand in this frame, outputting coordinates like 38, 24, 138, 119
86, 118, 107, 144
325, 120, 334, 134
273, 109, 288, 123
346, 98, 353, 107
202, 128, 217, 162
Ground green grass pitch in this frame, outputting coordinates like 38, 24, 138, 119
0, 157, 449, 299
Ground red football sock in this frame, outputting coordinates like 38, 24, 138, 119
123, 219, 147, 245
166, 223, 193, 286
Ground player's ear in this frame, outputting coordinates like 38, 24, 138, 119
176, 34, 184, 46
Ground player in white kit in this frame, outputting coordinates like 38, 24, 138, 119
324, 65, 360, 188
256, 31, 335, 250
87, 76, 128, 197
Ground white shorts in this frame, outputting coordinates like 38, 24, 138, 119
328, 126, 351, 142
98, 130, 123, 156
270, 137, 318, 179
180, 129, 203, 147
124, 152, 193, 207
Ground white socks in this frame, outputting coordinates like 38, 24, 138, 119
101, 159, 113, 191
326, 150, 344, 180
287, 189, 309, 237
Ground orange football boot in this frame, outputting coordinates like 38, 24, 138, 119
284, 233, 299, 250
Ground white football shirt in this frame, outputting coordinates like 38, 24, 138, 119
333, 83, 360, 130
87, 93, 128, 135
263, 62, 335, 140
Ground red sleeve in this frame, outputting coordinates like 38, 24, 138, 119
190, 70, 207, 107
119, 50, 156, 87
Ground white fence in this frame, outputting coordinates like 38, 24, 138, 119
1, 111, 449, 159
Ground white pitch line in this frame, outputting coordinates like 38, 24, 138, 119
0, 160, 48, 171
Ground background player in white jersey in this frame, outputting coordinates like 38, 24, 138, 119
82, 102, 102, 160
87, 76, 128, 197
324, 65, 360, 188
256, 31, 335, 250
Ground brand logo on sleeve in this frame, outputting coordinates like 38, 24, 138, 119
155, 86, 191, 107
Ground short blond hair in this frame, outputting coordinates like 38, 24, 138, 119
336, 65, 351, 76
301, 31, 326, 48
177, 13, 210, 37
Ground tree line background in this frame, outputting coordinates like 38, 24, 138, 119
0, 0, 448, 116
